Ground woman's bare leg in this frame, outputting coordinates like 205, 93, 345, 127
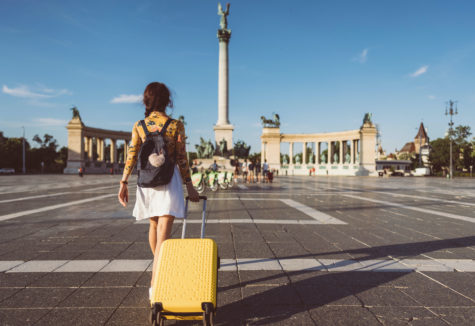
149, 217, 158, 254
150, 215, 175, 287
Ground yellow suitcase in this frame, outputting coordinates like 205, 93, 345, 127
150, 196, 219, 326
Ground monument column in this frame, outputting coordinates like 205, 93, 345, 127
110, 139, 117, 164
351, 139, 355, 164
289, 142, 294, 164
302, 142, 307, 165
88, 137, 93, 161
214, 3, 234, 149
339, 140, 343, 164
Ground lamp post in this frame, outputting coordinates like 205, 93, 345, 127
22, 126, 26, 174
445, 100, 457, 179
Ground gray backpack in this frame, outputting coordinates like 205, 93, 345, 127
137, 118, 175, 187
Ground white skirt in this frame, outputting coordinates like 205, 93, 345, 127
133, 166, 185, 220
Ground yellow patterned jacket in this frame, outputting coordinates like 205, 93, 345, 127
122, 111, 191, 183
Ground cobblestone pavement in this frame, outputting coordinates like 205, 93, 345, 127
0, 174, 474, 325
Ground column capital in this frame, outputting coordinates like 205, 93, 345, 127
217, 29, 231, 42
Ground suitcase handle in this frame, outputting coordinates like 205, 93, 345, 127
182, 196, 207, 239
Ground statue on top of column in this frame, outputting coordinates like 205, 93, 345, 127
218, 3, 230, 30
70, 106, 82, 120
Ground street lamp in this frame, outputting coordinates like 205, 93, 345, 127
22, 126, 26, 174
445, 100, 458, 179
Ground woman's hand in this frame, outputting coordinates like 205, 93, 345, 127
186, 182, 200, 202
118, 182, 129, 207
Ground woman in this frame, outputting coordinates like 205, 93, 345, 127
118, 82, 199, 299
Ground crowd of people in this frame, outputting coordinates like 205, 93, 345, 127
234, 159, 273, 183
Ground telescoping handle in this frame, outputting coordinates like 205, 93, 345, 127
182, 196, 208, 239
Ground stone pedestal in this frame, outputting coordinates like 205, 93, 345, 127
261, 127, 281, 170
213, 124, 234, 150
63, 117, 84, 174
358, 122, 378, 176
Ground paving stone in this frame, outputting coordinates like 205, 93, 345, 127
105, 307, 150, 326
431, 307, 475, 326
369, 306, 446, 326
0, 260, 23, 272
29, 272, 93, 287
237, 258, 281, 271
0, 287, 76, 308
7, 260, 68, 273
309, 306, 381, 326
35, 307, 114, 326
0, 272, 46, 287
58, 287, 132, 308
0, 288, 22, 303
356, 286, 420, 306
82, 272, 144, 287
119, 287, 148, 307
54, 259, 110, 272
101, 259, 151, 272
0, 308, 50, 326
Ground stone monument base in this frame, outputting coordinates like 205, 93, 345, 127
213, 124, 234, 150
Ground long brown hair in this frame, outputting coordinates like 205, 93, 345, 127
143, 82, 173, 117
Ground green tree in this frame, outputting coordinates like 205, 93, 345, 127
0, 131, 30, 172
233, 140, 250, 159
429, 138, 450, 173
30, 134, 61, 172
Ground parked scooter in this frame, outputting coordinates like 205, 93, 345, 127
218, 171, 228, 190
191, 172, 206, 194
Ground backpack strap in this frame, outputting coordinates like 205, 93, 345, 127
139, 120, 150, 137
158, 118, 174, 135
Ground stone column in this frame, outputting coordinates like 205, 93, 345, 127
110, 139, 117, 163
123, 141, 128, 163
302, 142, 307, 164
328, 142, 332, 164
213, 27, 234, 148
351, 140, 355, 164
96, 138, 102, 161
316, 142, 320, 164
339, 140, 343, 164
261, 142, 265, 163
88, 137, 93, 161
289, 142, 294, 164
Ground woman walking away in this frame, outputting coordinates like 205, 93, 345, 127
118, 82, 199, 301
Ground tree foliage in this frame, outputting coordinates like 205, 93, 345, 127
0, 131, 66, 173
233, 140, 250, 159
429, 125, 473, 172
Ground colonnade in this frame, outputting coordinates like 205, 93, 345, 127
64, 114, 131, 174
260, 121, 377, 176
82, 136, 128, 164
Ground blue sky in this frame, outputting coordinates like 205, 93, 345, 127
1, 0, 474, 155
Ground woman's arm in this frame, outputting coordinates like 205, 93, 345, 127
119, 122, 142, 207
175, 121, 199, 202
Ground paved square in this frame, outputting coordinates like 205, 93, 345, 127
0, 174, 474, 325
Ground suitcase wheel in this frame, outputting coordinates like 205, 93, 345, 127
150, 303, 164, 326
202, 302, 215, 326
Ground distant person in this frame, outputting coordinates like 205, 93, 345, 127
262, 159, 269, 182
117, 82, 199, 301
242, 159, 248, 183
78, 167, 83, 177
211, 160, 218, 172
248, 160, 255, 183
255, 160, 261, 182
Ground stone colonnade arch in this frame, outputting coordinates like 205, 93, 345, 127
260, 121, 377, 176
64, 115, 131, 174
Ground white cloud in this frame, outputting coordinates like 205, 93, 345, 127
111, 94, 143, 104
2, 84, 71, 99
428, 95, 436, 100
33, 118, 69, 126
410, 65, 429, 77
353, 48, 368, 63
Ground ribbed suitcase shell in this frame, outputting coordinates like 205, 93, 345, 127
151, 238, 218, 320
